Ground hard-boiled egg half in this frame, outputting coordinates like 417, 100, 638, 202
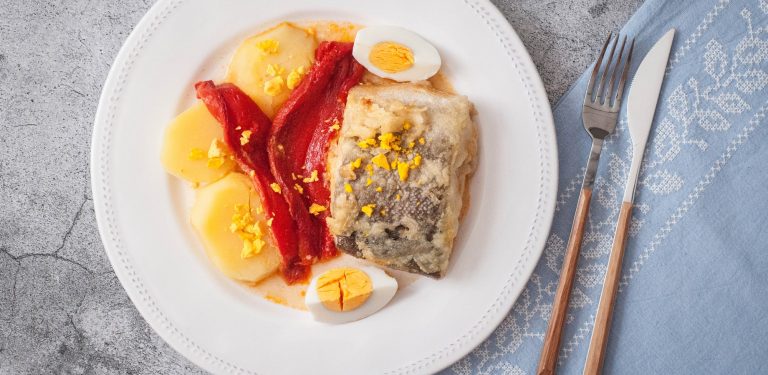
305, 266, 398, 324
352, 26, 441, 82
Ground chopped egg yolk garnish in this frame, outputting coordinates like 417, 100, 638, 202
361, 203, 376, 217
302, 170, 319, 183
344, 183, 353, 193
256, 39, 279, 54
349, 158, 362, 171
286, 66, 306, 90
377, 132, 397, 150
208, 139, 224, 158
397, 162, 410, 181
411, 154, 422, 168
371, 154, 391, 170
369, 42, 415, 73
329, 121, 341, 132
309, 203, 327, 215
294, 183, 304, 194
266, 63, 285, 76
207, 139, 229, 169
357, 138, 377, 149
230, 204, 266, 259
350, 119, 426, 188
188, 148, 205, 160
264, 76, 285, 97
240, 130, 252, 145
269, 183, 281, 193
315, 268, 372, 312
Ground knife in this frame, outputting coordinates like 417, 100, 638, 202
582, 29, 676, 375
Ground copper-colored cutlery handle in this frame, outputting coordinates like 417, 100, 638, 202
537, 187, 593, 375
583, 201, 633, 375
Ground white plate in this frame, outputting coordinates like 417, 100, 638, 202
90, 0, 557, 374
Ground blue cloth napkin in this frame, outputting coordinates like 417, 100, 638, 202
446, 0, 768, 373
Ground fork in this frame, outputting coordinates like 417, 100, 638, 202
537, 33, 634, 375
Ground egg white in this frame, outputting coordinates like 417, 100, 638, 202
305, 266, 398, 324
352, 26, 441, 82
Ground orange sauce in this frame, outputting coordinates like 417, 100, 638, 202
428, 70, 456, 94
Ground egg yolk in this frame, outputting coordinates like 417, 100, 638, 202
315, 268, 373, 312
369, 42, 414, 73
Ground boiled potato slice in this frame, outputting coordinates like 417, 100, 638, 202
225, 22, 317, 118
190, 173, 281, 283
160, 102, 236, 184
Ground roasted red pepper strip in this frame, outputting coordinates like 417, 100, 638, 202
269, 41, 365, 261
195, 81, 309, 283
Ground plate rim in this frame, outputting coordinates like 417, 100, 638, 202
89, 0, 558, 373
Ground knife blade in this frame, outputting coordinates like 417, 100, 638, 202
623, 28, 675, 202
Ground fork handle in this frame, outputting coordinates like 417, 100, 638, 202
583, 201, 633, 375
537, 186, 593, 375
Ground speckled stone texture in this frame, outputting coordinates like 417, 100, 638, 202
0, 0, 641, 373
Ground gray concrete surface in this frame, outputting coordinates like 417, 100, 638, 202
0, 0, 642, 373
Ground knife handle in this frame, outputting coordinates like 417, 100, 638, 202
537, 187, 593, 375
583, 201, 633, 375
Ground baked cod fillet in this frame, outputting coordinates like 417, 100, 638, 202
327, 83, 477, 277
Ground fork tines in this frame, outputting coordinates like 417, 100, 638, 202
585, 33, 635, 109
